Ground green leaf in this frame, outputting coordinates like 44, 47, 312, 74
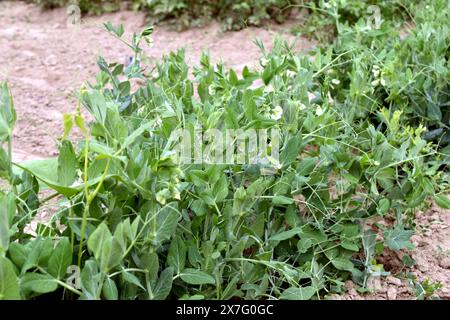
299, 226, 327, 245
8, 243, 29, 270
48, 238, 72, 279
155, 204, 180, 243
362, 229, 377, 263
122, 271, 145, 290
213, 175, 228, 202
0, 191, 15, 228
180, 268, 215, 285
0, 82, 16, 141
167, 236, 186, 274
103, 278, 118, 300
104, 22, 125, 38
88, 223, 121, 272
62, 113, 74, 139
80, 260, 101, 300
122, 122, 153, 149
296, 157, 318, 176
402, 254, 416, 268
88, 223, 112, 263
152, 267, 173, 300
269, 227, 301, 241
15, 158, 79, 197
22, 237, 53, 273
21, 273, 57, 294
57, 140, 78, 186
15, 158, 116, 197
435, 194, 450, 209
280, 286, 315, 300
384, 228, 414, 251
281, 136, 303, 166
377, 198, 390, 215
330, 257, 354, 271
0, 195, 11, 255
272, 195, 294, 205
297, 238, 313, 253
142, 253, 159, 289
0, 257, 20, 300
427, 103, 442, 122
340, 240, 359, 252
190, 199, 208, 217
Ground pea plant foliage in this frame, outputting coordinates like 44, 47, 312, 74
0, 3, 449, 300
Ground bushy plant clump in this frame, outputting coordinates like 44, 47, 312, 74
0, 0, 448, 300
28, 0, 416, 31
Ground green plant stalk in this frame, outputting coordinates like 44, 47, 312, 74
7, 135, 17, 195
77, 138, 90, 268
77, 145, 112, 268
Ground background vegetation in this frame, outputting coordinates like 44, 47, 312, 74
28, 0, 417, 32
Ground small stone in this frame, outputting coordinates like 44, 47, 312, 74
345, 280, 358, 296
410, 235, 421, 245
418, 240, 429, 247
387, 287, 397, 300
429, 214, 439, 221
367, 276, 383, 291
439, 257, 450, 269
415, 257, 429, 272
386, 276, 402, 286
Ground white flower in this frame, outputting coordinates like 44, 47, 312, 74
289, 100, 306, 111
327, 92, 334, 104
151, 70, 159, 80
271, 105, 283, 120
331, 79, 340, 85
315, 105, 324, 116
208, 85, 216, 95
308, 92, 316, 103
371, 79, 380, 87
286, 70, 297, 78
380, 78, 386, 86
265, 84, 274, 93
260, 57, 268, 67
372, 65, 381, 77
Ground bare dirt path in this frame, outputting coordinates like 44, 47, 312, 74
0, 0, 448, 300
0, 1, 314, 162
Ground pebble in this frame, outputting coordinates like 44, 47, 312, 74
439, 257, 450, 269
387, 287, 397, 300
415, 257, 429, 272
410, 235, 421, 245
386, 276, 402, 286
345, 280, 358, 296
367, 277, 383, 291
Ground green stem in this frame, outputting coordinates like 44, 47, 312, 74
77, 138, 90, 268
7, 135, 17, 195
78, 150, 112, 268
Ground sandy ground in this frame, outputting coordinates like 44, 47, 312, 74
0, 1, 448, 300
0, 1, 313, 162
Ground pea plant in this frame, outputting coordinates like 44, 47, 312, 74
0, 0, 449, 300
